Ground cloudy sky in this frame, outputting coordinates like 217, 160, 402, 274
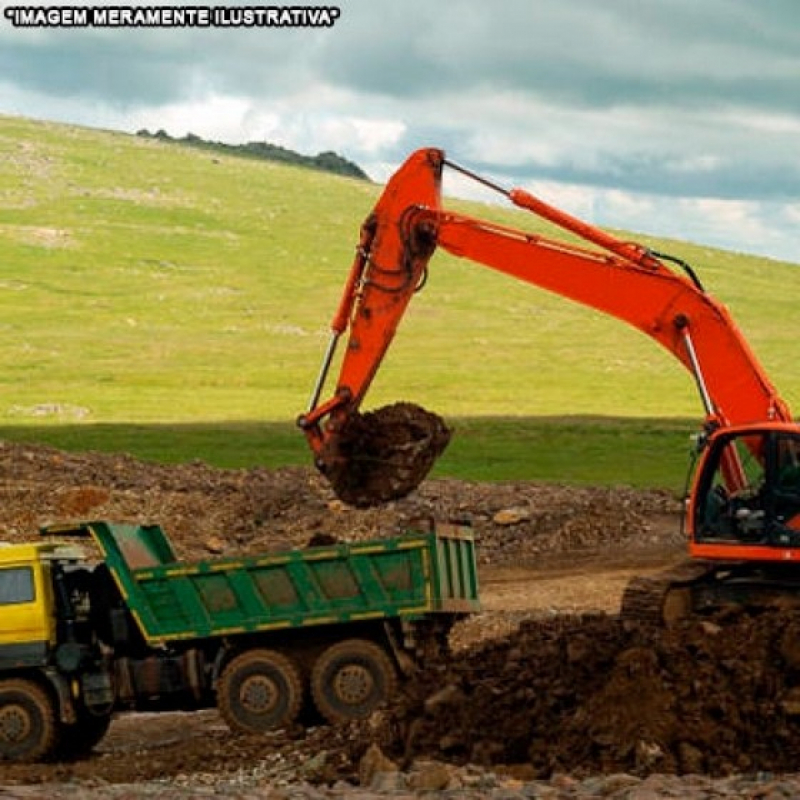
1, 0, 799, 262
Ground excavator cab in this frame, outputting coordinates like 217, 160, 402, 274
690, 426, 800, 556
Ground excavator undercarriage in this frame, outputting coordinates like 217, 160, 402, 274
621, 560, 800, 627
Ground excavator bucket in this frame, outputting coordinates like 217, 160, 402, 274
317, 402, 451, 508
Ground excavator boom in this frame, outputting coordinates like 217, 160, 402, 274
431, 208, 789, 428
300, 147, 791, 508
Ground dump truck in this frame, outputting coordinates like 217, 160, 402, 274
0, 518, 478, 761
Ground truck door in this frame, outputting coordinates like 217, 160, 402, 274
0, 561, 52, 668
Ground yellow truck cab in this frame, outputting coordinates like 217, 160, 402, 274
0, 541, 68, 662
0, 540, 114, 762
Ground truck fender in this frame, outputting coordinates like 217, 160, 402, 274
42, 668, 77, 725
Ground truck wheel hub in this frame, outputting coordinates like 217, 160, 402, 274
333, 664, 373, 704
239, 675, 278, 713
0, 705, 31, 743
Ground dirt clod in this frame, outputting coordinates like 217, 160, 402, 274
317, 402, 451, 507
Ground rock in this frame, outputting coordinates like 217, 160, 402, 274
493, 507, 530, 526
368, 770, 407, 792
407, 759, 453, 791
204, 535, 225, 554
297, 750, 328, 781
780, 686, 800, 715
699, 620, 722, 636
358, 743, 398, 788
424, 683, 464, 713
577, 774, 641, 797
678, 741, 705, 773
635, 740, 664, 770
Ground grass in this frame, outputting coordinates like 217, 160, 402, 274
1, 114, 798, 492
0, 416, 699, 494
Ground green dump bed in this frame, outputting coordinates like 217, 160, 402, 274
53, 521, 479, 644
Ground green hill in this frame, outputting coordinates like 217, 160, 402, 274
1, 114, 798, 488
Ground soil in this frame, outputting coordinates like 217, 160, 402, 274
316, 402, 451, 508
2, 438, 800, 793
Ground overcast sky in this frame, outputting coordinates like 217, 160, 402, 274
1, 0, 799, 262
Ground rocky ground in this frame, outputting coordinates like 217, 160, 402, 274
2, 440, 800, 798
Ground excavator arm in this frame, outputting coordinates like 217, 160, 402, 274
299, 147, 790, 506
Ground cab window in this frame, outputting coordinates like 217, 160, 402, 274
697, 432, 767, 541
0, 567, 35, 605
696, 431, 800, 544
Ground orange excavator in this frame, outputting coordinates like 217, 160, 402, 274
298, 147, 800, 621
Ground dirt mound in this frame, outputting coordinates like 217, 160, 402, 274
2, 439, 799, 786
0, 439, 678, 566
317, 402, 451, 508
361, 607, 800, 777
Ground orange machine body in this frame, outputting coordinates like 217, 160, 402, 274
302, 147, 800, 566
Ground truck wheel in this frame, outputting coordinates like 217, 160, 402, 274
311, 639, 397, 725
0, 679, 58, 762
56, 710, 112, 760
217, 649, 303, 734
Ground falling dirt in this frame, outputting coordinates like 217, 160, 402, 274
2, 438, 800, 789
316, 402, 451, 508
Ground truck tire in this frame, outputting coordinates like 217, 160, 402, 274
56, 710, 112, 760
217, 649, 303, 734
311, 638, 397, 725
0, 679, 58, 762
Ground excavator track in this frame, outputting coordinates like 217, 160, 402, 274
620, 560, 716, 627
622, 558, 800, 627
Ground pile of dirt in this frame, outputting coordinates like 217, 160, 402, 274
360, 607, 800, 778
16, 436, 798, 787
317, 402, 451, 508
3, 439, 800, 786
5, 610, 800, 786
0, 439, 680, 566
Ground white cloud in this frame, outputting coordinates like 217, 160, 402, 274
784, 205, 800, 226
0, 0, 798, 262
253, 111, 406, 159
602, 190, 657, 224
133, 95, 265, 141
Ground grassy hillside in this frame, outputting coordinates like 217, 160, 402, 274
1, 114, 798, 490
